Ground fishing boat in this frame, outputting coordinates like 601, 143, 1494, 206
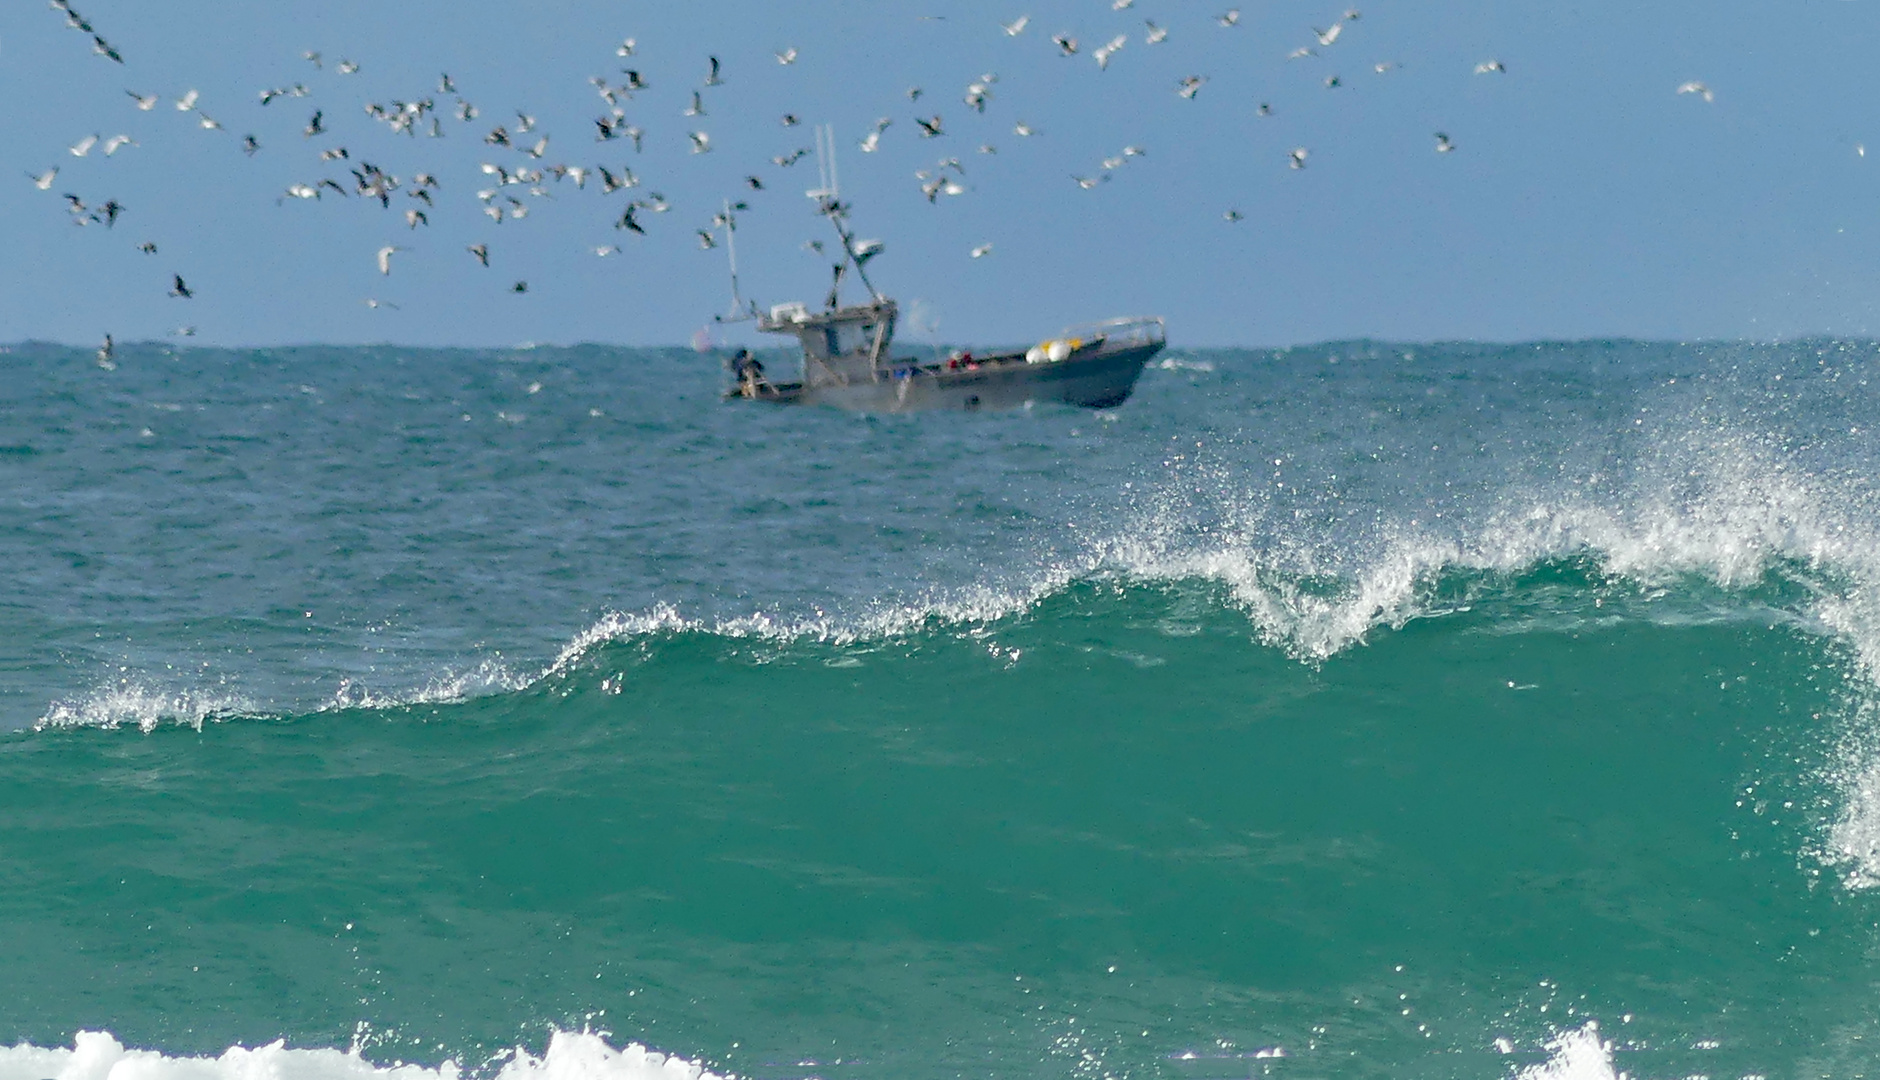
714, 127, 1165, 412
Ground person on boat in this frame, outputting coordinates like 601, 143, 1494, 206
730, 348, 766, 395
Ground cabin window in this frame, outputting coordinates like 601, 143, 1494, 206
825, 321, 876, 357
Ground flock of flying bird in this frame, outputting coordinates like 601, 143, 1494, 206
28, 2, 1720, 350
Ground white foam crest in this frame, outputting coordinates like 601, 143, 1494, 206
35, 681, 257, 734
323, 658, 527, 713
1515, 1022, 1623, 1080
0, 1030, 728, 1080
1094, 425, 1880, 660
538, 577, 1081, 678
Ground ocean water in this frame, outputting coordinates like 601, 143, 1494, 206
3, 337, 1880, 1080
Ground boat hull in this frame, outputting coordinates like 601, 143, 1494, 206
732, 341, 1164, 412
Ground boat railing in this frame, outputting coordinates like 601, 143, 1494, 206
1057, 316, 1166, 350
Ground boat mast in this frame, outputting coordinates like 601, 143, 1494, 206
807, 124, 883, 307
713, 198, 757, 323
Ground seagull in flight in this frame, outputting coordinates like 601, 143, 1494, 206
176, 89, 199, 111
1052, 34, 1078, 56
1001, 14, 1029, 35
1218, 10, 1240, 27
305, 111, 325, 137
916, 115, 944, 137
616, 38, 636, 58
1224, 209, 1244, 222
776, 47, 798, 64
468, 243, 490, 266
704, 56, 723, 86
1474, 59, 1505, 74
29, 168, 58, 190
970, 243, 993, 258
1013, 120, 1038, 137
1094, 35, 1126, 69
689, 130, 712, 153
1434, 132, 1454, 153
1288, 147, 1309, 169
169, 274, 193, 298
685, 91, 706, 116
69, 135, 99, 157
1177, 76, 1207, 99
1314, 23, 1343, 46
1676, 80, 1714, 102
377, 245, 400, 275
127, 90, 158, 110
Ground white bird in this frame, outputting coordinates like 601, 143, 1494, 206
1177, 75, 1207, 99
377, 245, 400, 275
1072, 174, 1106, 189
1676, 80, 1714, 103
364, 299, 399, 310
1434, 131, 1454, 153
303, 50, 322, 68
198, 114, 223, 131
1315, 23, 1343, 46
1289, 147, 1309, 169
1224, 209, 1244, 222
1374, 61, 1397, 73
776, 47, 798, 64
1474, 59, 1505, 74
595, 245, 620, 256
1288, 47, 1316, 60
859, 131, 882, 152
616, 38, 637, 58
704, 56, 723, 86
127, 90, 158, 110
1014, 120, 1037, 137
1001, 15, 1030, 36
1052, 34, 1078, 56
96, 334, 115, 370
1218, 10, 1240, 27
102, 134, 135, 154
1123, 145, 1146, 158
685, 91, 706, 117
978, 143, 997, 154
1094, 35, 1126, 69
689, 130, 711, 153
1145, 20, 1168, 44
69, 134, 99, 157
1114, 0, 1133, 7
176, 89, 199, 111
29, 168, 58, 190
336, 59, 360, 74
970, 243, 993, 258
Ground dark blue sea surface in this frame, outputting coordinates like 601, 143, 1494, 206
2, 338, 1879, 1080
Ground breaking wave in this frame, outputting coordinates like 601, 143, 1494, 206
0, 1031, 727, 1080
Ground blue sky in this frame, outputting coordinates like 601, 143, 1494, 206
2, 0, 1878, 347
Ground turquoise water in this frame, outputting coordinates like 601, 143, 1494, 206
3, 339, 1880, 1079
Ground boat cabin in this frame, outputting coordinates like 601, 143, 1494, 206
759, 298, 899, 385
